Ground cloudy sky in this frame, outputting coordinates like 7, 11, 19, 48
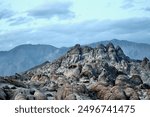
0, 0, 150, 50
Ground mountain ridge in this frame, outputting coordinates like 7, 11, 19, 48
1, 43, 150, 100
0, 39, 150, 76
0, 44, 68, 76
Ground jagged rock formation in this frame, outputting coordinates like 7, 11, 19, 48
0, 43, 150, 100
1, 39, 150, 76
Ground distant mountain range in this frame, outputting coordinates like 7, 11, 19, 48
0, 39, 150, 76
0, 44, 68, 76
89, 39, 150, 60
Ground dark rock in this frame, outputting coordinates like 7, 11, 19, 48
68, 44, 81, 55
141, 83, 150, 89
82, 46, 93, 54
5, 79, 27, 88
130, 75, 143, 86
141, 57, 149, 67
98, 65, 118, 85
106, 42, 115, 50
116, 45, 126, 60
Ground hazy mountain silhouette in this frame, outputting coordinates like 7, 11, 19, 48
0, 44, 68, 76
0, 39, 150, 76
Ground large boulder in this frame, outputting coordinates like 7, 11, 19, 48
55, 83, 87, 100
124, 87, 139, 100
81, 64, 95, 78
14, 93, 26, 100
109, 86, 127, 100
130, 75, 143, 86
115, 75, 130, 86
34, 90, 47, 100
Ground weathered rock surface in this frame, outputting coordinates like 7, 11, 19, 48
1, 43, 150, 100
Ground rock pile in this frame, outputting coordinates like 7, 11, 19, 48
0, 43, 150, 100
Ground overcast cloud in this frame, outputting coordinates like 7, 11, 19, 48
27, 1, 74, 19
121, 0, 135, 9
0, 0, 150, 50
0, 9, 14, 19
143, 7, 150, 11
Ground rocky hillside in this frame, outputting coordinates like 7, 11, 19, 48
1, 39, 150, 76
0, 43, 150, 100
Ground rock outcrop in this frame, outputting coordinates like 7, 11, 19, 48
0, 43, 150, 100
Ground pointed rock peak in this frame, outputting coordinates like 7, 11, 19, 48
106, 42, 115, 49
69, 44, 81, 51
82, 46, 93, 53
116, 45, 124, 54
74, 44, 81, 48
143, 57, 149, 62
141, 57, 149, 67
116, 45, 122, 50
68, 44, 82, 55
